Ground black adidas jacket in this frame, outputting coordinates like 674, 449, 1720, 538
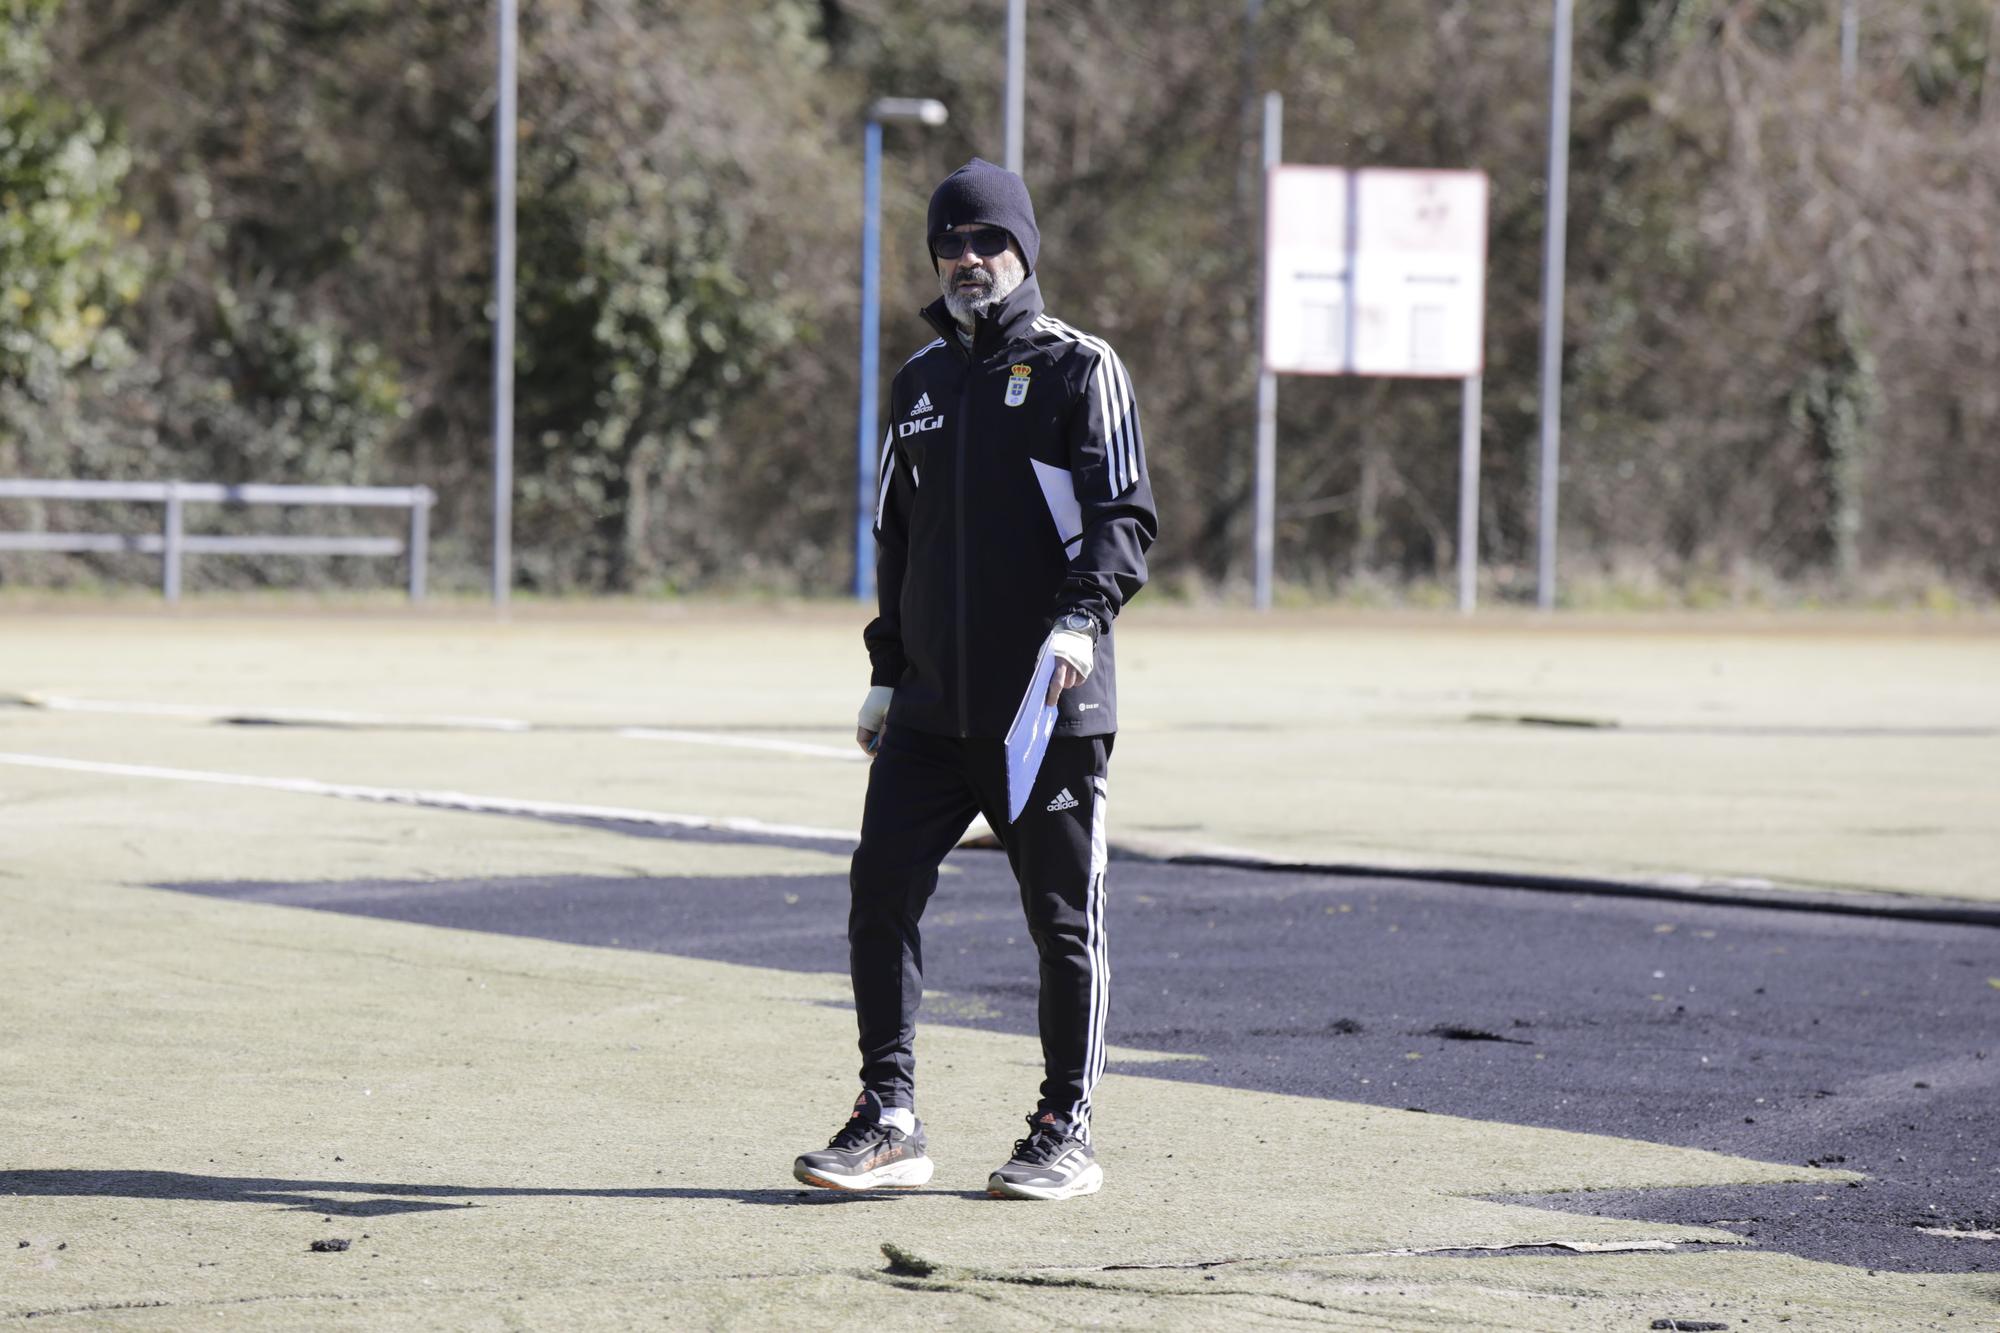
866, 275, 1156, 739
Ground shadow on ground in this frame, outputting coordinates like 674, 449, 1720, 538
0, 1168, 985, 1215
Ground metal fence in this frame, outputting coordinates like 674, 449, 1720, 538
0, 480, 434, 601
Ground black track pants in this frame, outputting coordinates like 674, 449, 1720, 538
848, 725, 1112, 1141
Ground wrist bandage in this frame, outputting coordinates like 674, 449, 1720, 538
1048, 630, 1094, 681
857, 685, 894, 733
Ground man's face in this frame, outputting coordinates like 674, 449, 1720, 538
937, 224, 1026, 328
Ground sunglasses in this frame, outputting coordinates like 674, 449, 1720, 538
932, 228, 1012, 261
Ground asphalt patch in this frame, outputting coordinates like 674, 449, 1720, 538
162, 854, 2000, 1275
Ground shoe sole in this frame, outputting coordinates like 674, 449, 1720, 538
793, 1155, 935, 1191
985, 1161, 1104, 1201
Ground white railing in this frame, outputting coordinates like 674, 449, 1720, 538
0, 479, 435, 601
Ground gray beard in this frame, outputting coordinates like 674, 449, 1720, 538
941, 264, 1024, 329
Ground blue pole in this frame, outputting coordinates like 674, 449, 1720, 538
855, 119, 883, 601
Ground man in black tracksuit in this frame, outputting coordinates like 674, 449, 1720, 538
793, 159, 1156, 1201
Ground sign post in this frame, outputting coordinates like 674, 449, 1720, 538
1458, 373, 1483, 612
1260, 150, 1490, 611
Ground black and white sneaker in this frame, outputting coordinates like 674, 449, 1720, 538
792, 1090, 934, 1191
986, 1114, 1103, 1201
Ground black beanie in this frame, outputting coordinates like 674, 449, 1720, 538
927, 158, 1040, 275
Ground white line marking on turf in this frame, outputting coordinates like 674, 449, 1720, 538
0, 752, 860, 845
617, 728, 864, 761
20, 693, 533, 732
15, 693, 859, 758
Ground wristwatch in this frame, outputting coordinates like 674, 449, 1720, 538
1055, 611, 1100, 642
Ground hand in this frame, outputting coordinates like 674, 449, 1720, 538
1044, 659, 1083, 705
1044, 621, 1095, 705
855, 724, 885, 755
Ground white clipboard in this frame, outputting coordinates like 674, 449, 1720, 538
1003, 638, 1061, 823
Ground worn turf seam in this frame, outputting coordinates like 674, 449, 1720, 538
869, 1256, 1396, 1321
1143, 851, 2000, 928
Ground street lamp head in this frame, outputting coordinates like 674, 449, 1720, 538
869, 97, 949, 127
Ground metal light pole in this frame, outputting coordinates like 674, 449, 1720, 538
856, 98, 949, 602
1252, 91, 1281, 612
1840, 0, 1859, 101
1004, 0, 1026, 174
1535, 0, 1573, 611
492, 0, 518, 609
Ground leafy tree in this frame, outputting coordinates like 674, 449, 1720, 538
12, 0, 1998, 599
0, 0, 137, 400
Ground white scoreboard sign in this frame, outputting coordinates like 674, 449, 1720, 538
1263, 166, 1489, 379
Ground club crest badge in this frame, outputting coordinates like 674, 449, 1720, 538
1004, 364, 1032, 408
